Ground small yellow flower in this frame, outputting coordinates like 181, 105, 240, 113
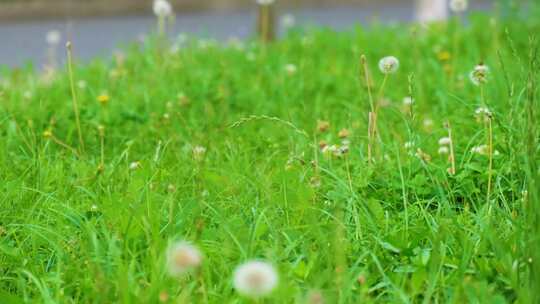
97, 94, 110, 105
437, 51, 451, 61
42, 130, 53, 138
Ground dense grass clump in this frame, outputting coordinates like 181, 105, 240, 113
1, 6, 539, 303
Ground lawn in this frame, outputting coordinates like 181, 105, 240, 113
1, 2, 539, 303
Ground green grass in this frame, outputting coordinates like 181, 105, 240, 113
1, 5, 540, 303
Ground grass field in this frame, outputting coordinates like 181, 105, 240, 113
1, 3, 540, 303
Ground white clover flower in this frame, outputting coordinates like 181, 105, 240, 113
378, 56, 400, 74
335, 145, 350, 157
233, 261, 278, 298
449, 0, 468, 13
166, 241, 203, 276
438, 137, 451, 146
90, 204, 99, 212
46, 30, 61, 46
153, 0, 173, 17
402, 96, 414, 106
474, 106, 493, 122
281, 14, 296, 29
438, 146, 450, 155
404, 141, 415, 149
471, 144, 489, 155
285, 64, 297, 75
129, 161, 141, 170
322, 144, 338, 157
256, 0, 275, 5
469, 64, 489, 86
192, 146, 207, 161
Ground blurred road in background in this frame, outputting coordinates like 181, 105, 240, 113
0, 2, 491, 69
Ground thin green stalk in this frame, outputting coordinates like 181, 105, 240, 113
66, 41, 85, 153
486, 117, 494, 206
361, 55, 375, 165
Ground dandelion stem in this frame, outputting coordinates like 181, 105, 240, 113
360, 55, 375, 165
487, 116, 494, 206
447, 121, 457, 175
360, 55, 375, 113
50, 135, 80, 158
66, 41, 85, 153
158, 15, 166, 37
98, 125, 105, 170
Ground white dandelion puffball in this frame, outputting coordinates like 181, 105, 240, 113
46, 30, 61, 46
474, 106, 493, 122
153, 0, 173, 17
281, 14, 296, 28
450, 0, 468, 13
469, 64, 489, 86
378, 56, 400, 74
257, 0, 275, 5
438, 137, 451, 146
438, 146, 450, 155
233, 261, 278, 298
403, 96, 414, 106
166, 241, 202, 276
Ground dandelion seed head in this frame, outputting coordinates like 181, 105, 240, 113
46, 30, 61, 46
256, 0, 275, 5
153, 0, 173, 17
233, 261, 278, 298
450, 0, 468, 13
166, 241, 202, 276
281, 14, 296, 29
474, 106, 492, 122
378, 56, 400, 74
469, 64, 489, 86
